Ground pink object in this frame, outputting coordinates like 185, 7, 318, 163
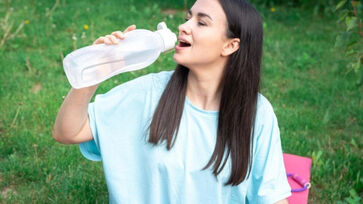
283, 153, 312, 204
290, 174, 308, 187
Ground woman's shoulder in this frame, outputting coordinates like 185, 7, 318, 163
256, 93, 274, 114
100, 70, 174, 98
255, 93, 278, 126
91, 70, 175, 116
149, 70, 175, 90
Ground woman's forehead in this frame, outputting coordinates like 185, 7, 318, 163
190, 0, 226, 22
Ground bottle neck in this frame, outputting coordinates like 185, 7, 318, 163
155, 31, 167, 53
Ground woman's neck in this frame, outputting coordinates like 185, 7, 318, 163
186, 65, 224, 111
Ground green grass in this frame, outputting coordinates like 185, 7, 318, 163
0, 0, 362, 203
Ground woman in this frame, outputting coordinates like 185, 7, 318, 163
53, 0, 291, 203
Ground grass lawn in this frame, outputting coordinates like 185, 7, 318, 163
0, 0, 362, 203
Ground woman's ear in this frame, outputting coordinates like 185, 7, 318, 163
221, 38, 240, 56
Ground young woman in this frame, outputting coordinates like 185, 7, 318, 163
53, 0, 291, 203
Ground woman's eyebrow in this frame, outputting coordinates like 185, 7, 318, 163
188, 10, 213, 21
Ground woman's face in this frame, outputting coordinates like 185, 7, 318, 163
173, 0, 229, 68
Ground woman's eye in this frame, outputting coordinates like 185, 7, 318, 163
183, 18, 206, 26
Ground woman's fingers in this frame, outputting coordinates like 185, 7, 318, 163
92, 25, 136, 45
103, 37, 112, 45
123, 25, 136, 33
92, 37, 105, 45
105, 35, 119, 44
111, 31, 125, 39
93, 35, 116, 45
112, 24, 136, 39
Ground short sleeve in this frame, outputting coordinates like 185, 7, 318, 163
79, 102, 101, 161
246, 96, 291, 203
77, 71, 173, 162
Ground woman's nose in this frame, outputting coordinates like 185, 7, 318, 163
178, 21, 191, 35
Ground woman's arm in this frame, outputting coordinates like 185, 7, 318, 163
52, 25, 136, 144
52, 85, 98, 144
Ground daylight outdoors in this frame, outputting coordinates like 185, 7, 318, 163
0, 0, 362, 203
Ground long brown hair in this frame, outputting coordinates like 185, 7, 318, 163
149, 0, 263, 186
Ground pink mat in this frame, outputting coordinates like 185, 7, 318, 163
283, 153, 312, 204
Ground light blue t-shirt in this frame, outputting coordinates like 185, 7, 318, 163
80, 71, 291, 204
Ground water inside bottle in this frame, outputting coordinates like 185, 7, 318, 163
81, 49, 158, 83
82, 59, 125, 82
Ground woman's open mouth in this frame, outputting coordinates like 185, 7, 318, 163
178, 41, 191, 47
176, 40, 191, 50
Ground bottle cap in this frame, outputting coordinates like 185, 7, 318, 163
155, 22, 177, 52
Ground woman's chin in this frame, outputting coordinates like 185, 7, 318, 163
173, 54, 192, 68
173, 54, 184, 65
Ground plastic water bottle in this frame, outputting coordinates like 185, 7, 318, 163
63, 22, 177, 89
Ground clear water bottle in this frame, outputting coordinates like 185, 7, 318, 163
63, 22, 177, 89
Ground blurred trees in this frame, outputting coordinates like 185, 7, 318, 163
335, 0, 362, 86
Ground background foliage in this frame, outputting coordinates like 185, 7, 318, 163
0, 0, 362, 203
335, 0, 362, 86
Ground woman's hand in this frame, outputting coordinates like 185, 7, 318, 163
275, 199, 289, 204
92, 24, 136, 45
